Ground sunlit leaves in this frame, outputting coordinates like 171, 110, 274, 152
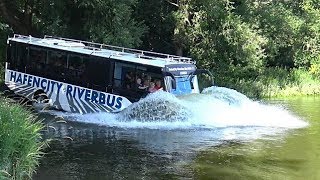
173, 0, 320, 86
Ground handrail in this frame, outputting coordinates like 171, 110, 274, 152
12, 34, 196, 64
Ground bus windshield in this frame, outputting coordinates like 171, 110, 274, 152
163, 64, 199, 95
170, 76, 192, 95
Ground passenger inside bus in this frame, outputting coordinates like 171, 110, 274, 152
148, 82, 157, 93
143, 79, 150, 88
134, 78, 148, 90
124, 71, 134, 89
142, 75, 151, 87
154, 80, 163, 90
119, 69, 164, 97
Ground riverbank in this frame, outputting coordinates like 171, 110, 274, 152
0, 97, 44, 179
218, 68, 320, 99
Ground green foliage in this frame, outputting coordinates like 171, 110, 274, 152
0, 23, 12, 63
174, 0, 267, 81
0, 0, 147, 48
134, 0, 177, 54
0, 23, 12, 84
172, 0, 320, 97
0, 99, 44, 180
74, 0, 147, 47
309, 55, 320, 78
224, 68, 320, 98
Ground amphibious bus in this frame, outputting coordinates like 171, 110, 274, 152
5, 34, 211, 114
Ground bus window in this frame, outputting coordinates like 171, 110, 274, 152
6, 42, 12, 68
48, 51, 67, 68
10, 42, 28, 72
113, 62, 163, 102
68, 55, 84, 71
67, 54, 85, 86
17, 43, 28, 72
84, 57, 112, 91
136, 66, 164, 92
47, 50, 67, 81
28, 47, 46, 76
113, 62, 135, 89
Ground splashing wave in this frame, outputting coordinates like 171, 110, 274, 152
51, 86, 309, 130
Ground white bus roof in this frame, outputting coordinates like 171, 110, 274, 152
9, 34, 196, 68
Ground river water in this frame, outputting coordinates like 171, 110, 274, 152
33, 87, 319, 180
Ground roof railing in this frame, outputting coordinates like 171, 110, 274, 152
12, 34, 196, 64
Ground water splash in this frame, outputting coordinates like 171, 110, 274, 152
49, 86, 308, 130
202, 86, 250, 106
118, 91, 191, 122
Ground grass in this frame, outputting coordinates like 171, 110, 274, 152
0, 97, 44, 180
218, 68, 320, 99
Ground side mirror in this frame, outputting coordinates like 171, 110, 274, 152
190, 76, 195, 89
195, 69, 214, 85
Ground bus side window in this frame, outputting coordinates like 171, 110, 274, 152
47, 51, 67, 81
83, 57, 111, 91
48, 51, 67, 68
6, 43, 12, 68
28, 47, 46, 76
12, 43, 28, 72
68, 55, 84, 72
67, 54, 85, 86
114, 64, 135, 90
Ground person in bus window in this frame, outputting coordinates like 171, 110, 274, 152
69, 64, 75, 70
145, 75, 152, 82
135, 78, 148, 90
148, 82, 157, 93
155, 79, 163, 90
143, 78, 150, 89
123, 71, 133, 89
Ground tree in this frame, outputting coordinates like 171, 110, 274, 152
0, 0, 34, 34
0, 0, 147, 48
0, 23, 13, 64
74, 0, 147, 47
134, 0, 177, 53
174, 0, 267, 83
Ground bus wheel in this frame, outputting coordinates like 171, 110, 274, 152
32, 91, 50, 110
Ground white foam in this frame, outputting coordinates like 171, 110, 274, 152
48, 86, 309, 130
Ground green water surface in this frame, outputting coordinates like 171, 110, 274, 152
192, 96, 320, 180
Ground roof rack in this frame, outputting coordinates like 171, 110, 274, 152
12, 34, 196, 64
13, 34, 34, 41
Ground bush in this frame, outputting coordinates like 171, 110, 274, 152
0, 98, 44, 180
216, 67, 320, 98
